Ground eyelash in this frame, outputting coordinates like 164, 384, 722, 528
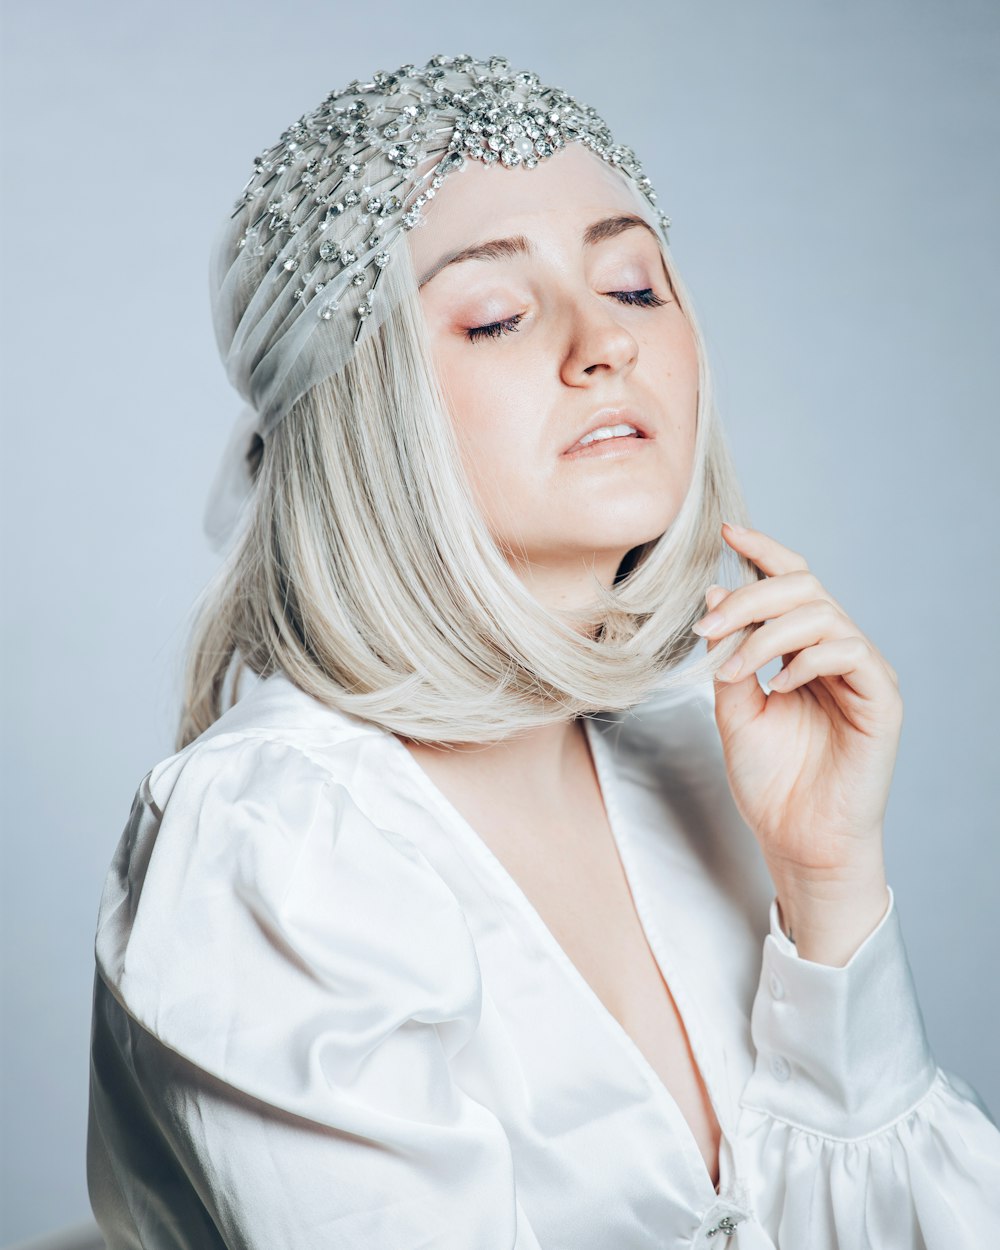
464, 288, 669, 343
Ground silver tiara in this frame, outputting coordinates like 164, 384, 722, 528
227, 52, 672, 352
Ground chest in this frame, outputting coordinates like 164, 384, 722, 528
398, 736, 723, 1194
484, 805, 723, 1193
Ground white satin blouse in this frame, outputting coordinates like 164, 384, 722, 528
87, 669, 1000, 1247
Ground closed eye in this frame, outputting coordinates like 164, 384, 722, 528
466, 312, 526, 343
465, 288, 670, 343
613, 288, 669, 308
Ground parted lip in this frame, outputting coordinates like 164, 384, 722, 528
563, 407, 652, 455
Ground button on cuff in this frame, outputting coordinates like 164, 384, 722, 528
769, 1053, 791, 1082
742, 885, 937, 1137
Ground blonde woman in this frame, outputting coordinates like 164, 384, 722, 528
87, 54, 1000, 1247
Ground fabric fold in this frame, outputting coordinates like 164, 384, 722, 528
739, 886, 938, 1137
89, 733, 544, 1248
86, 670, 1000, 1248
737, 1069, 1000, 1246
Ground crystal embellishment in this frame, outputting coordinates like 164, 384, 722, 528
706, 1214, 746, 1239
228, 52, 673, 395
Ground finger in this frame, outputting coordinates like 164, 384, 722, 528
692, 569, 849, 640
702, 586, 768, 729
713, 600, 855, 685
720, 521, 813, 579
709, 525, 900, 685
716, 523, 903, 697
703, 587, 749, 667
767, 635, 899, 704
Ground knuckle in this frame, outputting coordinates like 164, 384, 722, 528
807, 598, 837, 622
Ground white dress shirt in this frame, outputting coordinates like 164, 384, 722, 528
87, 668, 1000, 1247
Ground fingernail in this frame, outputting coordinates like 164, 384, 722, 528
705, 585, 727, 611
716, 653, 743, 680
722, 520, 747, 535
692, 611, 725, 637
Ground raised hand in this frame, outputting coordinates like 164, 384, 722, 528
693, 522, 901, 965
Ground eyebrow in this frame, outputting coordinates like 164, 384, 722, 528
416, 213, 660, 289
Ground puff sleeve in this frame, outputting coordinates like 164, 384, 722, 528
88, 735, 542, 1249
736, 886, 1000, 1246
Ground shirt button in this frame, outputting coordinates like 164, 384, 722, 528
770, 1053, 791, 1082
769, 971, 785, 999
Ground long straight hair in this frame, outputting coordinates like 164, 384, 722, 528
176, 227, 758, 749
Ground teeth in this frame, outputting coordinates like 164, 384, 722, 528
576, 422, 638, 448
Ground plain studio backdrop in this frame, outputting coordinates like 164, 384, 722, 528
1, 0, 997, 1242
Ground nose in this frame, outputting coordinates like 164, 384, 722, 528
559, 293, 639, 387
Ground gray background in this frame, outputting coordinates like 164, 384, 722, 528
2, 0, 997, 1241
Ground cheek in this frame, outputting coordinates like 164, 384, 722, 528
640, 318, 700, 487
430, 355, 515, 520
430, 350, 549, 540
433, 343, 540, 459
657, 318, 700, 414
436, 355, 497, 455
674, 330, 701, 471
663, 304, 698, 366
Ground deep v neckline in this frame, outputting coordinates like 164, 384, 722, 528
382, 713, 727, 1202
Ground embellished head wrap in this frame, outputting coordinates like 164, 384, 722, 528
204, 53, 673, 551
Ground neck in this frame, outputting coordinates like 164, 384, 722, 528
398, 715, 592, 818
503, 549, 625, 621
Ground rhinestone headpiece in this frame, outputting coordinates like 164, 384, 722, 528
204, 53, 673, 552
212, 52, 672, 439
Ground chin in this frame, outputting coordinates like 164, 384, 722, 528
581, 511, 676, 555
504, 503, 678, 569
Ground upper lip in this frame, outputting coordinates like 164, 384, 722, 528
563, 407, 652, 454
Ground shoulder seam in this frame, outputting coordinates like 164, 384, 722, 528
183, 725, 372, 778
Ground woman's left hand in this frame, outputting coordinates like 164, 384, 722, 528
694, 521, 902, 964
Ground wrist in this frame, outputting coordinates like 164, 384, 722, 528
772, 863, 890, 967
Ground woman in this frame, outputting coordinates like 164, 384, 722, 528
87, 54, 1000, 1246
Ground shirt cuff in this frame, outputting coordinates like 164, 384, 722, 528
739, 885, 938, 1137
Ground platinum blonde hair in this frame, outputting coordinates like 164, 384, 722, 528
175, 216, 758, 750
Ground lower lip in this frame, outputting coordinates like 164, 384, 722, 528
561, 434, 653, 460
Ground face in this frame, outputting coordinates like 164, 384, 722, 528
408, 143, 700, 601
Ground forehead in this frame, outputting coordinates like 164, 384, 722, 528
406, 143, 650, 265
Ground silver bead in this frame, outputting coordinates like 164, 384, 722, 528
232, 52, 672, 375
